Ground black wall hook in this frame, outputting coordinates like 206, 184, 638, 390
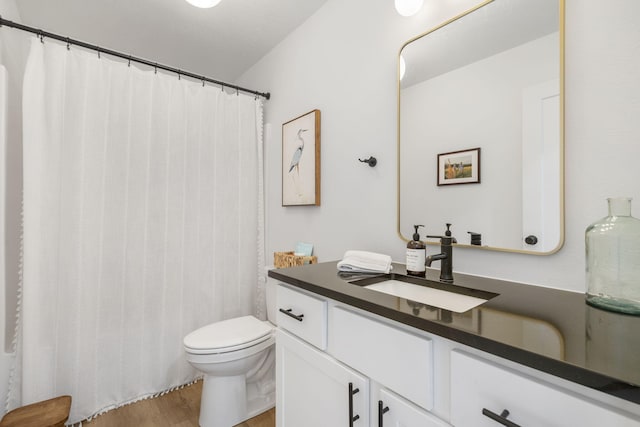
359, 156, 377, 167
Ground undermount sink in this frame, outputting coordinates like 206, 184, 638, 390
350, 274, 498, 313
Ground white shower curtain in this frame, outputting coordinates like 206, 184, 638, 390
12, 38, 265, 423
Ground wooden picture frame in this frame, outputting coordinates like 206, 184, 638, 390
282, 110, 321, 206
437, 147, 481, 186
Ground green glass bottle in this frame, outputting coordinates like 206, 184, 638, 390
586, 197, 640, 315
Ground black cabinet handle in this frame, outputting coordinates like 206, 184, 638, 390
378, 400, 389, 426
349, 382, 360, 425
482, 408, 521, 427
278, 308, 304, 321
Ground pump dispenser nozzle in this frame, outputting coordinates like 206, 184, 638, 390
445, 223, 457, 243
413, 224, 424, 241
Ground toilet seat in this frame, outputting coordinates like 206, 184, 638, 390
184, 315, 273, 355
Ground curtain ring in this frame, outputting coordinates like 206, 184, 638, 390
97, 48, 101, 59
236, 88, 239, 96
178, 71, 181, 80
202, 78, 205, 87
128, 56, 131, 67
154, 63, 158, 74
38, 31, 44, 43
66, 37, 70, 50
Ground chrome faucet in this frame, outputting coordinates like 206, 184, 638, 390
425, 223, 454, 284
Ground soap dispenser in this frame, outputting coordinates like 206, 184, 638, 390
406, 225, 426, 277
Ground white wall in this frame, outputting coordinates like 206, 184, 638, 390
239, 0, 640, 292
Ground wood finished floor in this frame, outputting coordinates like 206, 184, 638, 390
81, 380, 275, 427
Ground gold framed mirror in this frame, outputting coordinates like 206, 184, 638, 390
397, 0, 564, 254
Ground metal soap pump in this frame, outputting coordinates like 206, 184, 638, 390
406, 225, 426, 277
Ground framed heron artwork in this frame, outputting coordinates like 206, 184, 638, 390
282, 109, 321, 206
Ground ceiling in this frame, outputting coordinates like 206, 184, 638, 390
401, 0, 559, 88
14, 0, 328, 83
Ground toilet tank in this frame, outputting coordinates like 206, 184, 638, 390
265, 266, 277, 324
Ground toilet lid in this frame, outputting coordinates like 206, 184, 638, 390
184, 315, 273, 352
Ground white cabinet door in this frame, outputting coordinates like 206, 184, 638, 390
277, 329, 369, 427
376, 388, 451, 427
451, 350, 640, 427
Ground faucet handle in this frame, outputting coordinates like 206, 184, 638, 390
427, 224, 456, 243
426, 234, 456, 244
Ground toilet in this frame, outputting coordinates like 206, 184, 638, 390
183, 272, 277, 427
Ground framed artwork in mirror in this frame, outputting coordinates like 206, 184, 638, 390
282, 109, 321, 206
437, 147, 481, 186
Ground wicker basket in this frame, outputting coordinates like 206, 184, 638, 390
274, 251, 317, 268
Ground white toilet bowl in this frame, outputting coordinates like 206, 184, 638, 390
183, 273, 277, 427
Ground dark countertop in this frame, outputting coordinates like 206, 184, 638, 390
269, 261, 640, 405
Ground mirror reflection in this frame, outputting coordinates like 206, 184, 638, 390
398, 0, 564, 253
399, 301, 565, 360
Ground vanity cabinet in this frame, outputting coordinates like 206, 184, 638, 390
450, 350, 640, 427
271, 262, 640, 427
275, 282, 639, 427
276, 283, 449, 427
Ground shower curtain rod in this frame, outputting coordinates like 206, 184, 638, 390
0, 15, 271, 100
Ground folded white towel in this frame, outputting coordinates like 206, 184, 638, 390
337, 250, 392, 274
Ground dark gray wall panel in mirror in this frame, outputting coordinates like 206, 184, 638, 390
397, 0, 564, 254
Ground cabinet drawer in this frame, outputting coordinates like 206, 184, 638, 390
329, 306, 433, 410
378, 388, 450, 427
276, 285, 327, 350
451, 350, 640, 427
